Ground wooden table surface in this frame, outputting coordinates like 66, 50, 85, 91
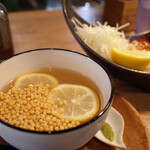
6, 10, 150, 136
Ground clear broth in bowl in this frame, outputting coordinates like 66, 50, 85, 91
0, 68, 102, 131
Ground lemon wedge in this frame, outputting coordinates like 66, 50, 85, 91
111, 48, 150, 70
14, 73, 59, 89
48, 84, 100, 122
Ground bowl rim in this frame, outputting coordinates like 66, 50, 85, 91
0, 48, 114, 135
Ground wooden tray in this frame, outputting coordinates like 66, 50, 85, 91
0, 94, 150, 150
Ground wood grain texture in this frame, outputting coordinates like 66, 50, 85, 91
0, 10, 149, 149
8, 10, 84, 54
113, 95, 150, 150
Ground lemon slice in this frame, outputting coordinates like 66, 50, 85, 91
48, 84, 100, 122
14, 73, 59, 89
111, 48, 150, 70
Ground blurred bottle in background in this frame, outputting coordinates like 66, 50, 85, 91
135, 0, 150, 34
0, 2, 13, 60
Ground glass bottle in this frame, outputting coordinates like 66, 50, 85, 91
0, 2, 13, 60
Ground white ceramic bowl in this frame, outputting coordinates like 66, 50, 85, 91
0, 49, 114, 150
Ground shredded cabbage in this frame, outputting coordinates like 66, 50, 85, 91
72, 18, 130, 60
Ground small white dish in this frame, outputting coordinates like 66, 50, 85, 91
95, 107, 126, 149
